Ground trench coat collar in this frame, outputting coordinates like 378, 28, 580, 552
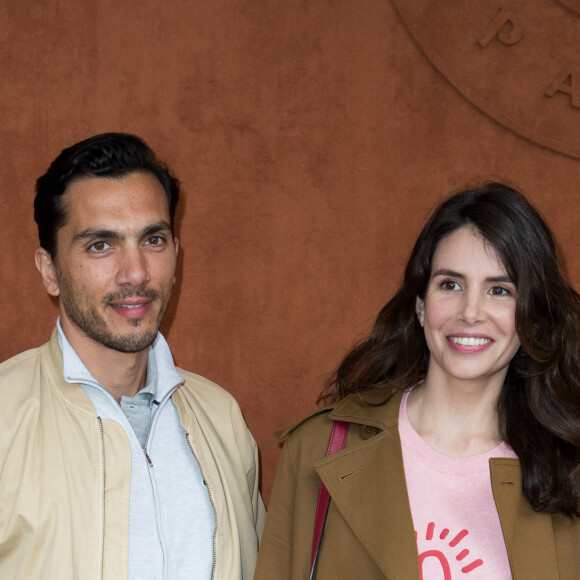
275, 389, 401, 440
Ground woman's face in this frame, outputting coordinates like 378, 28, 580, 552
415, 226, 521, 387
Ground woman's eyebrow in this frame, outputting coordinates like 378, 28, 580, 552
431, 269, 513, 283
431, 269, 463, 278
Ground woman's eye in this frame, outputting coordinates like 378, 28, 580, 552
441, 280, 460, 291
489, 286, 510, 296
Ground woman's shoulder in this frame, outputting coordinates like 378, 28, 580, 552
272, 390, 405, 481
274, 405, 335, 440
276, 389, 404, 442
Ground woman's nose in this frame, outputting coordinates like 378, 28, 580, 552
459, 290, 485, 324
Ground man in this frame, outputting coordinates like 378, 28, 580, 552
0, 133, 265, 579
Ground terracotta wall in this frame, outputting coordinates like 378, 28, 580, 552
1, 0, 579, 503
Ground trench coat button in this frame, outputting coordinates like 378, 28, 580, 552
359, 425, 379, 440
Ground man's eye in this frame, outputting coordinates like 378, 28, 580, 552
89, 241, 110, 252
146, 236, 165, 246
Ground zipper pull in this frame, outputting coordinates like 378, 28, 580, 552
145, 451, 153, 466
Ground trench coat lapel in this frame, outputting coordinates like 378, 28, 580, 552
490, 459, 559, 579
315, 423, 421, 580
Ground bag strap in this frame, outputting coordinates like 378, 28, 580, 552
310, 420, 350, 579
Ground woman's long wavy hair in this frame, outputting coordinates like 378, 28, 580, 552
321, 182, 580, 516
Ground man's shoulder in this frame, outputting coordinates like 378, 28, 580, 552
172, 369, 252, 439
0, 344, 45, 380
0, 344, 49, 415
175, 367, 239, 406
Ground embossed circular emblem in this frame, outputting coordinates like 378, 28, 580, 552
391, 0, 580, 158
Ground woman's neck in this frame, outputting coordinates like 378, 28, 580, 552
405, 374, 503, 457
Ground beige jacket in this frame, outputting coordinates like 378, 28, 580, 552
255, 391, 580, 579
0, 330, 265, 580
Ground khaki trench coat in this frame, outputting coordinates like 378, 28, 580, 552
254, 391, 580, 579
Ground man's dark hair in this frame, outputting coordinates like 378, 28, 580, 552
34, 132, 180, 259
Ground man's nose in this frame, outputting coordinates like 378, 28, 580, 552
116, 246, 150, 286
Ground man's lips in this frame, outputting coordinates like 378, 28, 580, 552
108, 298, 153, 319
101, 289, 160, 319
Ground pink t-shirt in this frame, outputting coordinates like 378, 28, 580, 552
399, 390, 517, 580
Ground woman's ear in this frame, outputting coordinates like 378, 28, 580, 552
415, 296, 425, 327
35, 248, 60, 297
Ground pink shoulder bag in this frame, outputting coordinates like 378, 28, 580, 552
309, 420, 350, 579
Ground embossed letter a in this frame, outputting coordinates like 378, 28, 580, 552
545, 65, 580, 109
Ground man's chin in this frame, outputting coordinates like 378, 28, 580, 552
87, 328, 158, 354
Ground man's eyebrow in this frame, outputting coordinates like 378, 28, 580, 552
431, 269, 513, 283
72, 229, 123, 244
141, 221, 173, 238
71, 221, 172, 245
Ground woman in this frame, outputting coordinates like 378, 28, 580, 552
255, 183, 580, 579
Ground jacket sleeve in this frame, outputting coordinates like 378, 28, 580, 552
254, 437, 298, 579
250, 431, 267, 538
228, 396, 266, 539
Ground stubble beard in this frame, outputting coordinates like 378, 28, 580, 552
57, 271, 172, 353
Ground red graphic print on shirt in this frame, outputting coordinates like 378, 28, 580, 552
416, 522, 483, 579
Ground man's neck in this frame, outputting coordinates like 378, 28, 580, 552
61, 321, 150, 402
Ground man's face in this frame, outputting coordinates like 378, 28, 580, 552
39, 172, 178, 353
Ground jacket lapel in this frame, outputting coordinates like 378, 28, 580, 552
490, 459, 559, 579
315, 423, 421, 580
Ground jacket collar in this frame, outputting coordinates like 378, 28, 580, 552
329, 389, 400, 428
56, 319, 183, 401
42, 328, 97, 415
275, 389, 400, 440
44, 326, 185, 412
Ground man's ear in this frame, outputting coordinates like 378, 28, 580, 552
173, 236, 179, 284
35, 248, 60, 297
415, 296, 425, 327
